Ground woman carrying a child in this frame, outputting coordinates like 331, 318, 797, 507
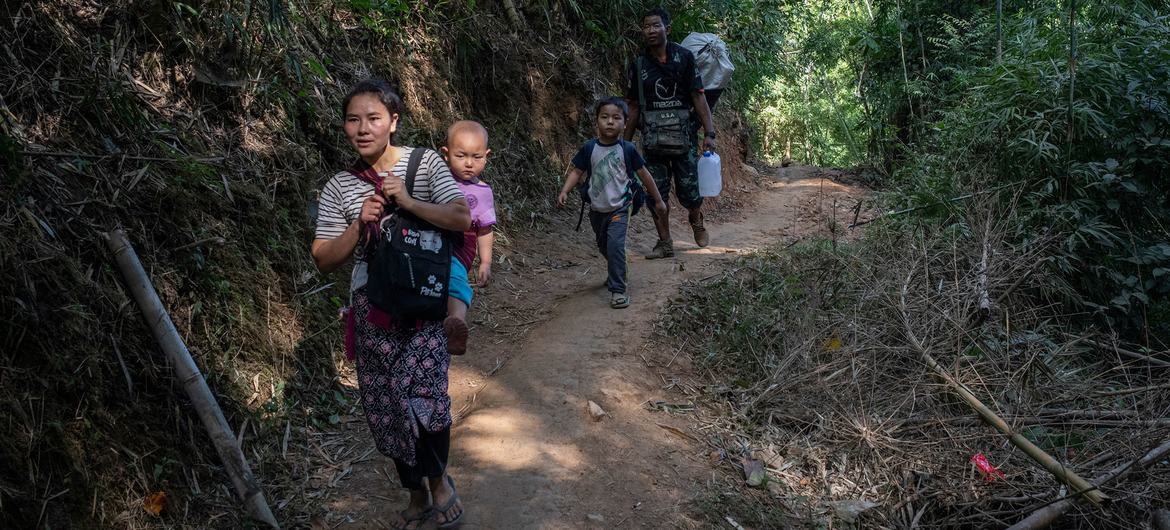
311, 79, 469, 529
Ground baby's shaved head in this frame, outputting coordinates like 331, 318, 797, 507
446, 120, 489, 146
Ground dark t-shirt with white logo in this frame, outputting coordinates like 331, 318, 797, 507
624, 42, 704, 113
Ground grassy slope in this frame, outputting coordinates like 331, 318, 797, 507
0, 2, 687, 526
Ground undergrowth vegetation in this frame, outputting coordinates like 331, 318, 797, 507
667, 221, 1169, 527
4, 0, 1168, 527
667, 1, 1170, 527
0, 1, 751, 527
758, 0, 1169, 339
890, 3, 1170, 337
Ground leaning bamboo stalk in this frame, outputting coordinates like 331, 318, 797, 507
899, 269, 1108, 506
105, 229, 279, 528
917, 351, 1107, 506
1006, 438, 1170, 529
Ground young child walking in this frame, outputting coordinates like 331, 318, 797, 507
441, 120, 497, 355
558, 97, 667, 308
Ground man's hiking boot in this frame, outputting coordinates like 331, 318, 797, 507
443, 316, 468, 355
645, 239, 674, 259
690, 214, 710, 248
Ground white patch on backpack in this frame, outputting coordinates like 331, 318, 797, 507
420, 274, 444, 298
418, 230, 443, 253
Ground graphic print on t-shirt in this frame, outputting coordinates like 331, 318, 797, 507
654, 76, 678, 103
572, 140, 645, 213
627, 44, 702, 112
589, 148, 625, 208
452, 180, 497, 270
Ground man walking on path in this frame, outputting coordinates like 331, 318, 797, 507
624, 7, 718, 259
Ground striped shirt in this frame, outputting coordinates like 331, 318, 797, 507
315, 147, 464, 290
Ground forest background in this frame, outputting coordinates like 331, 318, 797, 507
1, 0, 1167, 527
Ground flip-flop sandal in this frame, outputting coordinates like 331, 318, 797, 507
435, 475, 465, 529
610, 293, 630, 309
391, 507, 434, 530
443, 316, 468, 356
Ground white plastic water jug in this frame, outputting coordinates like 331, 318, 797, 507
697, 151, 722, 197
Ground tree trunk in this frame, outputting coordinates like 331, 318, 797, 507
105, 229, 280, 528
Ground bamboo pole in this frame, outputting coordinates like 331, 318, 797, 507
105, 229, 279, 528
1062, 0, 1078, 200
916, 351, 1107, 506
996, 0, 1003, 63
894, 0, 915, 121
899, 269, 1108, 507
1006, 438, 1170, 529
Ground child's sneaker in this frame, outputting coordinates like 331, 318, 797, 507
610, 292, 631, 309
645, 239, 674, 259
443, 316, 469, 355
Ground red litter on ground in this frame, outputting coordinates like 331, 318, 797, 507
970, 453, 1006, 481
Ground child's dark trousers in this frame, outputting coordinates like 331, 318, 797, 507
588, 207, 629, 294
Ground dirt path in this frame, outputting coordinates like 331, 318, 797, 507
322, 166, 868, 529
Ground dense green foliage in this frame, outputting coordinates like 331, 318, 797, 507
751, 0, 1169, 340
4, 0, 1167, 526
883, 2, 1169, 339
0, 1, 631, 526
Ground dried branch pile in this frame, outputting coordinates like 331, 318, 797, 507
666, 202, 1170, 528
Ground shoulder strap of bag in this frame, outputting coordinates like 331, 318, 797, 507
584, 139, 597, 180
636, 56, 646, 125
403, 147, 426, 199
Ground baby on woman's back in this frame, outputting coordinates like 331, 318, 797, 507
440, 120, 497, 356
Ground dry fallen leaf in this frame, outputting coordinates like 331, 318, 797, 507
759, 446, 786, 469
832, 499, 879, 523
655, 423, 699, 442
143, 491, 166, 516
742, 457, 766, 487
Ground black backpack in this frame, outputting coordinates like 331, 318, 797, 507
365, 148, 456, 321
574, 139, 647, 231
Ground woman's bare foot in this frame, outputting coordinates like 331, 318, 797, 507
429, 475, 464, 528
390, 489, 432, 530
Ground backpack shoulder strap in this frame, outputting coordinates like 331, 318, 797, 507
635, 56, 646, 115
584, 139, 597, 179
403, 147, 426, 198
620, 140, 635, 173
